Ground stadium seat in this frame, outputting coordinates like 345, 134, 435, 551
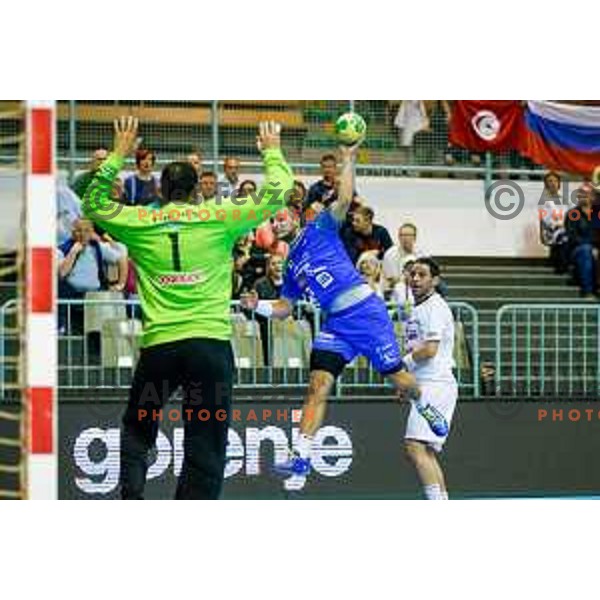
231, 313, 264, 369
83, 291, 127, 335
270, 317, 312, 369
101, 318, 142, 369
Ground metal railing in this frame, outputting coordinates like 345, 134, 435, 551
45, 100, 547, 184
495, 304, 600, 397
25, 297, 479, 396
9, 298, 600, 400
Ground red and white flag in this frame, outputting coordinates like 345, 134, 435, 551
449, 101, 525, 152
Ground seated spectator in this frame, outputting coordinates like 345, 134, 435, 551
382, 222, 425, 290
565, 183, 598, 300
252, 254, 285, 364
124, 149, 159, 205
219, 156, 241, 198
187, 150, 203, 175
342, 205, 393, 264
289, 180, 306, 216
357, 251, 384, 297
304, 153, 338, 212
392, 259, 416, 321
101, 231, 129, 293
480, 361, 497, 396
57, 219, 126, 332
593, 187, 600, 288
539, 171, 569, 274
200, 171, 218, 202
57, 180, 82, 245
70, 148, 108, 198
231, 247, 251, 300
234, 232, 265, 290
253, 254, 285, 300
236, 179, 257, 198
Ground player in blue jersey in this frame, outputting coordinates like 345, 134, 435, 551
241, 143, 448, 483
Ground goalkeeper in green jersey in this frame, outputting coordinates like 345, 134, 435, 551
83, 117, 293, 499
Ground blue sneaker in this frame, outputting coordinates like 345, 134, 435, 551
273, 455, 311, 477
416, 403, 449, 437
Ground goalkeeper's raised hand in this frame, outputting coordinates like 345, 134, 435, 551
256, 121, 281, 153
113, 116, 140, 160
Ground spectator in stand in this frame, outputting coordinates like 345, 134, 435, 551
253, 253, 285, 364
304, 153, 338, 212
592, 184, 600, 289
290, 180, 307, 215
565, 183, 597, 300
393, 101, 429, 169
200, 171, 218, 202
342, 205, 393, 265
357, 251, 384, 297
392, 258, 416, 321
253, 254, 285, 300
124, 149, 159, 205
185, 151, 203, 202
382, 222, 425, 290
57, 219, 127, 332
235, 231, 266, 288
539, 171, 569, 274
71, 148, 109, 198
231, 247, 251, 300
102, 231, 129, 293
415, 101, 453, 169
303, 156, 359, 226
187, 150, 203, 175
57, 180, 82, 245
220, 156, 241, 198
237, 179, 257, 198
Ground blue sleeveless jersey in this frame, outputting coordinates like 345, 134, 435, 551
282, 210, 365, 311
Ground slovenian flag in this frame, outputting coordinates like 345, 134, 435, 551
521, 101, 600, 177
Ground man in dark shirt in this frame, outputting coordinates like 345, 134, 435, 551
304, 153, 338, 212
342, 204, 394, 265
565, 183, 597, 299
71, 148, 108, 198
252, 253, 285, 364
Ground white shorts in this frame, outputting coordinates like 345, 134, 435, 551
405, 380, 458, 453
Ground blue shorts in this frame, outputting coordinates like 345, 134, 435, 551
313, 294, 404, 375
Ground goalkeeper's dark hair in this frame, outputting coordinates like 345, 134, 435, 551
414, 256, 441, 278
160, 161, 198, 205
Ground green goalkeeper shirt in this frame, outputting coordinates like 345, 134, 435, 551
82, 149, 293, 348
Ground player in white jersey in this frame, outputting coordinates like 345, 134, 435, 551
401, 257, 457, 500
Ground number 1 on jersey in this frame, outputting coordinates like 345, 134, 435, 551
168, 232, 182, 272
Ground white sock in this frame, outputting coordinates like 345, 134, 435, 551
296, 433, 312, 459
424, 484, 445, 500
441, 491, 449, 500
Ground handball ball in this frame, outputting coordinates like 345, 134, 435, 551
335, 112, 367, 146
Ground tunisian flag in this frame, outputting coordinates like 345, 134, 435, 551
449, 101, 525, 152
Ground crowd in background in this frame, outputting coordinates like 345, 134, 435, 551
56, 144, 600, 335
539, 172, 600, 300
56, 147, 426, 323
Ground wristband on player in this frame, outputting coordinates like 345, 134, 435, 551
255, 300, 274, 318
403, 353, 416, 372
